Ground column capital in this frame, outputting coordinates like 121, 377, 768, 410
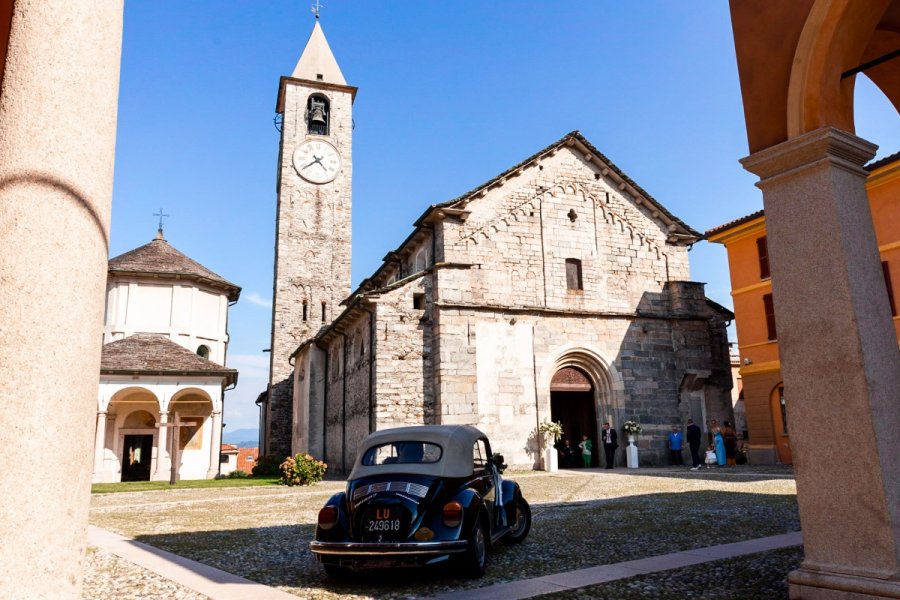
158, 413, 169, 423
740, 126, 877, 183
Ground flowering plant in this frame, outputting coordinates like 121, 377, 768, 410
622, 420, 643, 434
538, 419, 564, 443
279, 453, 327, 486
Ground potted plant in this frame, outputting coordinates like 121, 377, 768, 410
538, 420, 564, 472
622, 420, 642, 469
622, 420, 642, 442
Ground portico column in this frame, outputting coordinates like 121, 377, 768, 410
154, 413, 171, 481
0, 1, 123, 598
207, 410, 223, 478
741, 127, 900, 599
92, 412, 108, 483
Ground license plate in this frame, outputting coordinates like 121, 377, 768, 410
364, 507, 402, 534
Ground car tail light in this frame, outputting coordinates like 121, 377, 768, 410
318, 505, 339, 530
442, 501, 463, 528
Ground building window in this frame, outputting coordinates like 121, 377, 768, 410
763, 293, 777, 341
321, 302, 327, 322
306, 94, 329, 136
565, 258, 583, 291
757, 236, 770, 279
413, 293, 425, 309
883, 261, 896, 317
196, 345, 210, 359
414, 248, 429, 273
778, 386, 788, 434
302, 301, 308, 322
219, 454, 229, 464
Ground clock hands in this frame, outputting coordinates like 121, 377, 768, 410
302, 155, 326, 171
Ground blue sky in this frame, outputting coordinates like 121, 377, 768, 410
111, 2, 900, 434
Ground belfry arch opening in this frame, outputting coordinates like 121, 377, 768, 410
550, 366, 597, 468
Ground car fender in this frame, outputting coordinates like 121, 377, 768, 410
315, 491, 350, 541
500, 480, 521, 524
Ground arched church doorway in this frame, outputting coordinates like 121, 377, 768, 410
550, 367, 597, 468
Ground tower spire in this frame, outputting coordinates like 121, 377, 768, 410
291, 19, 346, 85
311, 0, 322, 20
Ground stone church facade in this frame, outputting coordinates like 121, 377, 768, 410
263, 22, 733, 470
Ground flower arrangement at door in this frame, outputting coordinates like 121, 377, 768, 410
538, 419, 564, 443
622, 420, 643, 435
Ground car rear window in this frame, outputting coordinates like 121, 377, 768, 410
361, 442, 442, 465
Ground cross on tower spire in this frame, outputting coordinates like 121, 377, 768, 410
311, 0, 323, 19
153, 208, 170, 240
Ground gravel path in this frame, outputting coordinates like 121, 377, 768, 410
85, 466, 798, 599
82, 547, 209, 600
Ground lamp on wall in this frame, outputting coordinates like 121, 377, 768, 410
743, 358, 752, 365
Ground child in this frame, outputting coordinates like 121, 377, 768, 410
705, 444, 718, 469
578, 434, 593, 468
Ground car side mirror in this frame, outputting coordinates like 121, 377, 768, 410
491, 453, 507, 474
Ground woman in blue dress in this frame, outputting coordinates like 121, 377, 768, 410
712, 421, 727, 466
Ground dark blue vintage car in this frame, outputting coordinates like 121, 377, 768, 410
310, 425, 531, 577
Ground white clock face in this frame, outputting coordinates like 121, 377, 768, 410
293, 139, 342, 184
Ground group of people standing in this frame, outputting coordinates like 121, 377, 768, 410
556, 419, 740, 470
555, 423, 619, 469
678, 418, 739, 469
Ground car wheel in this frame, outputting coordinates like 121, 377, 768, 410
460, 516, 487, 578
502, 497, 532, 544
323, 563, 348, 578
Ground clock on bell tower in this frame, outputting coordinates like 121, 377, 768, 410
266, 19, 357, 457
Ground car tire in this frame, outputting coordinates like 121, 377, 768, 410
323, 563, 348, 578
502, 496, 531, 544
460, 515, 487, 578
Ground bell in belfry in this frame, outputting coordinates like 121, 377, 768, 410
309, 100, 327, 125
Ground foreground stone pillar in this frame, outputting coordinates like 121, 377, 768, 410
742, 127, 900, 599
0, 2, 123, 598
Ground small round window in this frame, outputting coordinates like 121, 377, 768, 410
197, 345, 210, 359
362, 442, 442, 466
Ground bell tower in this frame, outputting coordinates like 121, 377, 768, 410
266, 19, 356, 457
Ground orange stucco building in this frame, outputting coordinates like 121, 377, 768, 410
707, 153, 899, 465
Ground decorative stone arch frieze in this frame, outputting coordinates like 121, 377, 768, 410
462, 178, 670, 264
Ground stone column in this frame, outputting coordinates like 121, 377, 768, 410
154, 413, 171, 481
0, 2, 123, 598
92, 411, 108, 483
207, 410, 223, 478
741, 127, 900, 599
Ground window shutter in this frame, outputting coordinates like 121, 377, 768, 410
883, 262, 896, 317
757, 236, 770, 279
763, 293, 777, 341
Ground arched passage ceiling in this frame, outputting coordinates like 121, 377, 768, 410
730, 0, 900, 153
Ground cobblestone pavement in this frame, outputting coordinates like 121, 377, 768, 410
85, 466, 798, 599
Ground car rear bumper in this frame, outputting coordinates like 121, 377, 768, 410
310, 539, 468, 558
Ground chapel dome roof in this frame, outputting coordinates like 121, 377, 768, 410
108, 234, 241, 302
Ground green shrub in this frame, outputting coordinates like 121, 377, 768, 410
227, 469, 250, 478
252, 454, 285, 477
279, 453, 327, 486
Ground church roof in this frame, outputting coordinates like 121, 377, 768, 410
291, 21, 347, 85
108, 235, 241, 302
100, 334, 237, 386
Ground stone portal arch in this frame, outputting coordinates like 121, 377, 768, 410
539, 346, 623, 467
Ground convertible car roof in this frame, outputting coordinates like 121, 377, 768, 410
348, 425, 488, 480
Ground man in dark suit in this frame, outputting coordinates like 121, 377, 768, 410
601, 422, 618, 469
687, 418, 703, 470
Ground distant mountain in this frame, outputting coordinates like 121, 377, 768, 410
223, 428, 259, 447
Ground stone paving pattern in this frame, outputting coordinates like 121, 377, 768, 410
85, 466, 798, 599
